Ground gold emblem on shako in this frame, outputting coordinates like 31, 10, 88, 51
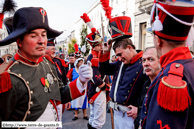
94, 34, 102, 43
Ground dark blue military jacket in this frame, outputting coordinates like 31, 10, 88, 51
141, 47, 194, 129
87, 50, 106, 101
53, 57, 68, 85
99, 51, 147, 106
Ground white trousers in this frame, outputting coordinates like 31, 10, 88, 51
89, 91, 106, 129
114, 110, 134, 129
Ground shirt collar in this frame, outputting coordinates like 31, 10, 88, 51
130, 51, 143, 64
160, 47, 192, 68
14, 51, 43, 65
91, 50, 99, 58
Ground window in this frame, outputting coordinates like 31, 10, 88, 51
111, 0, 114, 6
139, 22, 147, 50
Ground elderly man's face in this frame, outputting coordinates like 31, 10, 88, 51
69, 56, 76, 64
17, 28, 47, 61
45, 46, 56, 58
142, 48, 160, 77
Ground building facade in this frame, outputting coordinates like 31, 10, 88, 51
134, 0, 153, 50
0, 23, 17, 57
74, 0, 135, 56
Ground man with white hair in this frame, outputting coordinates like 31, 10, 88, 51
133, 46, 161, 129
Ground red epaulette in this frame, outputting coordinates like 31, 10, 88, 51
66, 68, 73, 80
43, 55, 54, 64
91, 58, 99, 67
157, 63, 191, 112
60, 59, 68, 67
0, 61, 14, 93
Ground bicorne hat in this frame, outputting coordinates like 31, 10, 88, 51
0, 7, 63, 46
150, 0, 194, 47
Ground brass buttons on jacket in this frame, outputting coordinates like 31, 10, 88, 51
27, 81, 29, 85
30, 91, 33, 95
18, 74, 21, 77
15, 61, 19, 64
7, 69, 11, 72
30, 101, 33, 105
27, 111, 31, 114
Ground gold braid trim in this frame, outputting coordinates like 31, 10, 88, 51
161, 77, 187, 89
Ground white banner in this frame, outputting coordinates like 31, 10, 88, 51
1, 121, 62, 128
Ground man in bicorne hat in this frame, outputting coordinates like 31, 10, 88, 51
99, 2, 148, 128
140, 0, 194, 129
0, 7, 92, 126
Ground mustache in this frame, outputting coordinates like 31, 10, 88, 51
143, 65, 161, 74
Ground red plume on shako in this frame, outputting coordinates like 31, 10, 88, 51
74, 43, 81, 58
80, 13, 102, 49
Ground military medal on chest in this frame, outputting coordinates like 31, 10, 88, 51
40, 73, 54, 93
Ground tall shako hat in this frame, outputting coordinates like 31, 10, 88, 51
150, 0, 194, 47
100, 0, 133, 41
0, 7, 63, 46
47, 38, 56, 46
80, 13, 102, 48
0, 0, 17, 35
74, 43, 81, 58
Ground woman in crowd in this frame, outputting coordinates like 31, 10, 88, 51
67, 58, 89, 121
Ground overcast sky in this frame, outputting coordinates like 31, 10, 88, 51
4, 0, 97, 40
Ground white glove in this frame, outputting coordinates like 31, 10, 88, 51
78, 61, 93, 83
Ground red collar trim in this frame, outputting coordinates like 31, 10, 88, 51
91, 50, 99, 58
14, 51, 43, 65
130, 51, 143, 64
160, 47, 192, 68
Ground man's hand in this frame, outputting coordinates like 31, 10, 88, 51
127, 105, 138, 119
103, 39, 113, 54
65, 102, 71, 110
78, 61, 93, 84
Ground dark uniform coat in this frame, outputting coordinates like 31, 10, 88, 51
141, 47, 194, 129
53, 57, 68, 85
87, 50, 108, 102
0, 52, 85, 124
99, 51, 147, 106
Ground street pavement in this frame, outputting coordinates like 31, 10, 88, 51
62, 107, 112, 129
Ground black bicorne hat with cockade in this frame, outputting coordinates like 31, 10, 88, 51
0, 7, 63, 46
